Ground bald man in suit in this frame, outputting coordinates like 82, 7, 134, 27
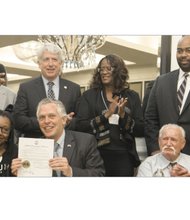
14, 43, 81, 138
145, 36, 190, 156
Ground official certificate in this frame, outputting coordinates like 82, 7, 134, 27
17, 137, 54, 177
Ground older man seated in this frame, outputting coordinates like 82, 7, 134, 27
137, 124, 190, 177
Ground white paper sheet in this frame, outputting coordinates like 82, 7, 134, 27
18, 137, 54, 177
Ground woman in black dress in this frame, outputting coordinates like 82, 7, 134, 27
76, 54, 144, 176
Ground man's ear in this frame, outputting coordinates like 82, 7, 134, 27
180, 139, 186, 150
62, 116, 68, 126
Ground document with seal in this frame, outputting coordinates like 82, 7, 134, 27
18, 137, 54, 177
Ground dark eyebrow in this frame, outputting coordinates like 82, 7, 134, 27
177, 47, 190, 50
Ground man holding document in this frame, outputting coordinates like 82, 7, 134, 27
11, 98, 105, 177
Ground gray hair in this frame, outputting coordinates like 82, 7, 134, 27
36, 98, 67, 119
159, 124, 186, 139
37, 43, 64, 63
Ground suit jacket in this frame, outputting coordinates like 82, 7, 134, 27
58, 130, 105, 177
14, 76, 81, 137
145, 69, 190, 155
0, 85, 16, 110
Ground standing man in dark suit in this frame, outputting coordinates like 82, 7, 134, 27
145, 35, 190, 156
14, 43, 81, 138
11, 98, 105, 177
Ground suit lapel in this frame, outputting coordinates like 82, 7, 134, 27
181, 89, 190, 114
171, 70, 180, 111
35, 77, 47, 99
63, 130, 75, 162
59, 78, 68, 101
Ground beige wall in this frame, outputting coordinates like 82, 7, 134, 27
7, 64, 158, 101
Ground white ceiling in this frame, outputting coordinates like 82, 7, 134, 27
0, 35, 161, 82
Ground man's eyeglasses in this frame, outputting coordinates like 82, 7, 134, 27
0, 126, 10, 134
98, 67, 114, 74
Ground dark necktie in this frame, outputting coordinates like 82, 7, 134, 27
47, 81, 55, 100
170, 162, 177, 167
177, 73, 188, 111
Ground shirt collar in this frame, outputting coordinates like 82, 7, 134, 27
158, 153, 182, 169
42, 75, 59, 87
179, 69, 190, 79
56, 130, 65, 149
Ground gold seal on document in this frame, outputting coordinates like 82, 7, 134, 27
22, 160, 30, 168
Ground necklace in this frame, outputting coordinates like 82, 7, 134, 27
101, 90, 109, 110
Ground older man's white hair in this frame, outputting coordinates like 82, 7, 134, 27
36, 98, 67, 119
159, 123, 186, 139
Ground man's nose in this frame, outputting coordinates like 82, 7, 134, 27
47, 59, 54, 65
166, 139, 172, 145
44, 116, 50, 123
181, 50, 188, 57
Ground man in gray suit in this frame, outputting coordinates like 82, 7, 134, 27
145, 35, 190, 156
11, 98, 105, 177
14, 43, 81, 138
0, 63, 16, 110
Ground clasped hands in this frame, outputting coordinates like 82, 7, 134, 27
104, 96, 128, 119
170, 163, 190, 177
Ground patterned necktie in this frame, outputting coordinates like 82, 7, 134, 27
47, 81, 55, 100
177, 73, 188, 111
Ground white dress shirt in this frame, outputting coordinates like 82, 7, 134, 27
0, 85, 16, 110
137, 152, 190, 177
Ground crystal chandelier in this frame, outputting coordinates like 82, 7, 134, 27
13, 35, 105, 69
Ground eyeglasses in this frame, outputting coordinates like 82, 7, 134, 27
0, 126, 10, 134
98, 67, 114, 74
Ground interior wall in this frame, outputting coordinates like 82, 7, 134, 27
171, 35, 181, 71
7, 64, 158, 100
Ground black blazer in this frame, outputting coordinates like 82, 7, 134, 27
145, 69, 190, 155
14, 76, 81, 137
76, 88, 144, 167
59, 130, 105, 177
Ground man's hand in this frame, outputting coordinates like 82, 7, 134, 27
11, 158, 22, 176
170, 164, 190, 177
66, 112, 75, 125
49, 157, 72, 177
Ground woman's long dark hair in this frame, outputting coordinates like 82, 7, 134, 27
0, 109, 15, 153
90, 54, 130, 93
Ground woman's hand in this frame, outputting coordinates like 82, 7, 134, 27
118, 97, 128, 118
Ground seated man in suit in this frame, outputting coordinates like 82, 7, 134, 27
137, 124, 190, 177
0, 63, 16, 110
11, 98, 105, 177
13, 43, 81, 138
